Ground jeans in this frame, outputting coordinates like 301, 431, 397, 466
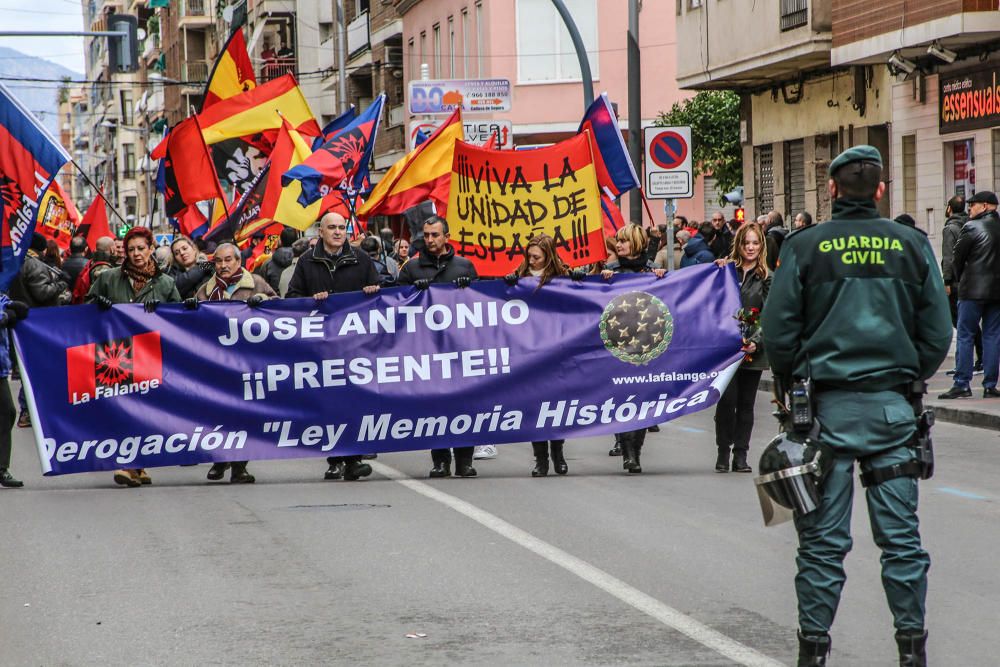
714, 368, 763, 453
949, 286, 983, 363
955, 300, 1000, 388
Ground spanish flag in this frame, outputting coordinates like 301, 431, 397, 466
196, 74, 320, 146
201, 26, 256, 111
356, 109, 462, 220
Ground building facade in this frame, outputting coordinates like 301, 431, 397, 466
676, 0, 893, 223
394, 0, 706, 223
831, 0, 1000, 247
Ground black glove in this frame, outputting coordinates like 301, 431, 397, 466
94, 295, 114, 311
198, 261, 215, 274
183, 298, 199, 310
414, 279, 431, 291
570, 269, 587, 282
454, 276, 472, 288
6, 301, 28, 321
247, 294, 266, 308
143, 300, 160, 313
503, 273, 519, 286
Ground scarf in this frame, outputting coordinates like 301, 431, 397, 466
207, 269, 247, 301
121, 260, 158, 294
616, 254, 648, 272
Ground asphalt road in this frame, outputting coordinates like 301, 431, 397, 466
0, 395, 995, 666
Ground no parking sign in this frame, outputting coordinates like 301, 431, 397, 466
643, 126, 693, 199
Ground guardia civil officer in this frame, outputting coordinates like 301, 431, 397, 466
761, 146, 952, 667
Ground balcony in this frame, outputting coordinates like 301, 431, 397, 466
181, 61, 209, 93
831, 0, 1000, 66
348, 11, 370, 57
179, 0, 213, 27
260, 57, 296, 83
676, 0, 833, 90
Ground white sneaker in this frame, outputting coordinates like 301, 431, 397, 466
473, 445, 497, 460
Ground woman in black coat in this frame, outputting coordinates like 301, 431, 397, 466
713, 221, 771, 473
601, 224, 666, 474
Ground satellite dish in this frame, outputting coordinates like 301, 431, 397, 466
222, 4, 235, 23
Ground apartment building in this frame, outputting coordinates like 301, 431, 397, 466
395, 0, 705, 223
676, 0, 893, 222
831, 0, 1000, 243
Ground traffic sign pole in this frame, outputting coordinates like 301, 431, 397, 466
665, 199, 675, 272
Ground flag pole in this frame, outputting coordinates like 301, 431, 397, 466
67, 156, 128, 226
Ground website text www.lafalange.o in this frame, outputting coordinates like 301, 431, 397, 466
611, 370, 719, 386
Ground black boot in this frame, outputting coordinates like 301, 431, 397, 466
230, 462, 255, 484
631, 438, 643, 474
531, 442, 548, 477
732, 449, 752, 473
715, 447, 730, 473
343, 457, 373, 481
797, 631, 830, 667
207, 462, 230, 481
0, 468, 23, 488
621, 434, 641, 473
550, 440, 568, 475
454, 449, 477, 477
324, 460, 345, 480
429, 449, 452, 478
609, 433, 622, 456
896, 630, 927, 667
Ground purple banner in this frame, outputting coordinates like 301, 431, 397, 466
15, 264, 743, 475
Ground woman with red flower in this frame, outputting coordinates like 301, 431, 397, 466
713, 221, 771, 473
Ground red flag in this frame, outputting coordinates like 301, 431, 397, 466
201, 27, 257, 110
77, 192, 112, 252
162, 116, 227, 218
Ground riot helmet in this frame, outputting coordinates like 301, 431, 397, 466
754, 431, 833, 524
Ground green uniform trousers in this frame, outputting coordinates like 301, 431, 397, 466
793, 389, 928, 634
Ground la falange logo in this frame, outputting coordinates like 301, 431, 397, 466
66, 332, 163, 405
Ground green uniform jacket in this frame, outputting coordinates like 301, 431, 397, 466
87, 266, 181, 305
761, 198, 952, 390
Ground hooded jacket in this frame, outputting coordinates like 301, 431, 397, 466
940, 211, 968, 284
263, 246, 294, 293
680, 234, 715, 268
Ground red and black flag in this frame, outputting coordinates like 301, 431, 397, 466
161, 116, 227, 218
66, 332, 163, 403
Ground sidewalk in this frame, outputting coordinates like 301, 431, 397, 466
759, 354, 1000, 431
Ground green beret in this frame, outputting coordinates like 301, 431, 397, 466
828, 145, 883, 177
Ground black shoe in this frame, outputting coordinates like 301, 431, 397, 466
429, 463, 451, 478
455, 464, 477, 477
361, 453, 378, 460
230, 465, 255, 484
938, 385, 972, 399
732, 452, 752, 473
0, 468, 23, 488
531, 460, 548, 477
797, 631, 830, 667
621, 439, 642, 474
608, 442, 622, 456
550, 442, 568, 476
343, 461, 372, 481
895, 629, 927, 667
531, 442, 548, 477
647, 424, 660, 432
324, 461, 345, 480
715, 448, 730, 473
207, 463, 230, 481
974, 362, 984, 374
985, 387, 1000, 398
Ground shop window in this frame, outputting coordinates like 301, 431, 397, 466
945, 138, 975, 200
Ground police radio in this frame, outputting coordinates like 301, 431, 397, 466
789, 378, 814, 433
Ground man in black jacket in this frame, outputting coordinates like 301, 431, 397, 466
940, 190, 1000, 398
941, 196, 982, 373
397, 215, 479, 478
62, 236, 89, 292
286, 212, 380, 480
708, 211, 733, 258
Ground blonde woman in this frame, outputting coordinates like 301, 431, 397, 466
712, 221, 771, 473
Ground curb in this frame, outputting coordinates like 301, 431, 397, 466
758, 378, 1000, 432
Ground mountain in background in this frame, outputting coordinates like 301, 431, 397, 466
0, 46, 82, 137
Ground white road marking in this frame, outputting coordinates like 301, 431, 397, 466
372, 461, 786, 667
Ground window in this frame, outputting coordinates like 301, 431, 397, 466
780, 0, 808, 31
449, 16, 455, 77
755, 144, 775, 214
476, 2, 483, 77
408, 38, 415, 80
319, 22, 334, 44
355, 0, 369, 14
902, 135, 917, 215
461, 9, 469, 77
123, 143, 136, 180
433, 24, 441, 77
419, 31, 426, 74
785, 139, 805, 217
689, 0, 702, 7
120, 89, 133, 125
516, 0, 599, 83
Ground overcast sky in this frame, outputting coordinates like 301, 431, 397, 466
0, 1, 87, 74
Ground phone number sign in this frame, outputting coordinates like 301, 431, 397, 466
408, 79, 512, 114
